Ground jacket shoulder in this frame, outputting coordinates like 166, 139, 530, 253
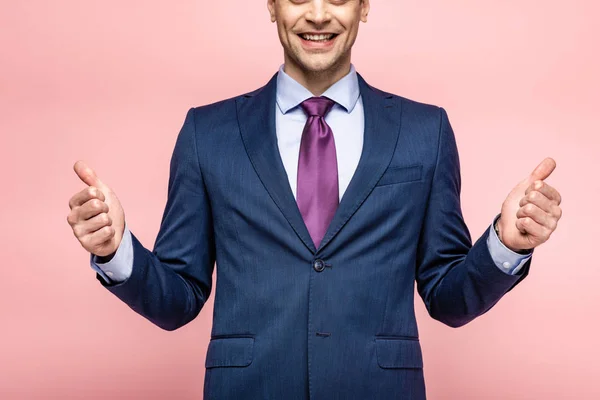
189, 77, 272, 115
185, 79, 272, 128
368, 83, 442, 116
181, 80, 272, 142
362, 82, 447, 143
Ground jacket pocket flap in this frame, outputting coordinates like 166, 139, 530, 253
375, 337, 423, 369
205, 337, 254, 368
377, 164, 423, 186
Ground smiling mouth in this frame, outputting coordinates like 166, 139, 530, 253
298, 33, 339, 42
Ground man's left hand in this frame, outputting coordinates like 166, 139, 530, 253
497, 157, 563, 252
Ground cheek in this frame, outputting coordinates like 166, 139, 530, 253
278, 19, 298, 41
277, 23, 292, 43
343, 24, 360, 43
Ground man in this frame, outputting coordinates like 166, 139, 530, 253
67, 0, 562, 398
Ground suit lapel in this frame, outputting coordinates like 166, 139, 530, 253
316, 73, 403, 253
236, 73, 318, 254
236, 71, 402, 255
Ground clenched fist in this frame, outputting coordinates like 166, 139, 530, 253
67, 160, 126, 258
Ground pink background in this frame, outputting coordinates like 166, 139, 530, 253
1, 0, 598, 398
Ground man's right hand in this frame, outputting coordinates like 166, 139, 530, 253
67, 160, 126, 258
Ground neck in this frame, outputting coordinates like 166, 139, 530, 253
283, 53, 352, 96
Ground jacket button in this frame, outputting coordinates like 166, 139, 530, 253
313, 259, 325, 272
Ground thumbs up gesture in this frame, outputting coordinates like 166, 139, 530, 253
67, 161, 126, 258
497, 157, 562, 252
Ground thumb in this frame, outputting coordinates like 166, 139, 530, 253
73, 160, 107, 189
528, 157, 556, 183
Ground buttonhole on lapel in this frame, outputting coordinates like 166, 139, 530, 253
325, 262, 332, 268
316, 332, 331, 337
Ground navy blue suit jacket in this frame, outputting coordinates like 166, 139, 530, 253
98, 72, 531, 399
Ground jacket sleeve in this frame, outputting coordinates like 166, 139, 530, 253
415, 107, 531, 328
96, 108, 216, 331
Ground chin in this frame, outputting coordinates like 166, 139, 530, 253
298, 57, 338, 73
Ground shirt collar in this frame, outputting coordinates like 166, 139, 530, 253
276, 63, 360, 115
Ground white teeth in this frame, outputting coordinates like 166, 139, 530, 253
301, 33, 335, 41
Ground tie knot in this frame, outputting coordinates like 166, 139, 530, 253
300, 96, 336, 118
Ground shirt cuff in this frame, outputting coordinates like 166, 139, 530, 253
89, 222, 134, 283
487, 214, 533, 275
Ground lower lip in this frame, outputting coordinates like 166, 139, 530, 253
298, 34, 338, 50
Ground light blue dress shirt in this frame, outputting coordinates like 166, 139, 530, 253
90, 64, 532, 283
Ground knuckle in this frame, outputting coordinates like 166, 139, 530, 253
543, 226, 552, 239
537, 181, 545, 190
519, 218, 527, 227
102, 226, 114, 238
528, 191, 537, 202
91, 199, 103, 209
73, 224, 83, 238
95, 226, 105, 238
525, 203, 536, 214
78, 234, 88, 246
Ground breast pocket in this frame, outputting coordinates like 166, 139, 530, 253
376, 164, 423, 187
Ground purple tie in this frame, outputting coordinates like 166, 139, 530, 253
297, 96, 339, 248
